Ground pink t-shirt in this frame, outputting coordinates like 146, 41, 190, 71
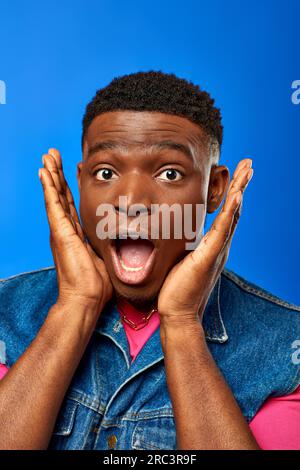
116, 299, 300, 450
0, 364, 7, 380
1, 301, 299, 449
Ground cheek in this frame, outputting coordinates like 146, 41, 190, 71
182, 181, 207, 235
180, 178, 207, 204
168, 191, 206, 241
79, 190, 100, 241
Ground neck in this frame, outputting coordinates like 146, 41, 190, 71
114, 293, 158, 314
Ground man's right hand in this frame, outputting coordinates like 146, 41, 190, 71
0, 148, 114, 450
39, 148, 113, 312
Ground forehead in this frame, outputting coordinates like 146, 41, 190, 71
83, 110, 210, 156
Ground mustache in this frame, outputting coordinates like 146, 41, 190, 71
103, 218, 157, 242
95, 206, 160, 241
94, 199, 206, 250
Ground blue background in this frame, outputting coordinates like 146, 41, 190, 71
0, 0, 299, 304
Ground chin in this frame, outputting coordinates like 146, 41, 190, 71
111, 278, 160, 309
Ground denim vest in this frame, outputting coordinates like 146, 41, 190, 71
0, 266, 300, 450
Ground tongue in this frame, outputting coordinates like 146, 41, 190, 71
117, 239, 154, 268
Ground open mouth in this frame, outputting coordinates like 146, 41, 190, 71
109, 237, 157, 285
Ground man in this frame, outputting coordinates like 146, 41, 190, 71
0, 71, 299, 450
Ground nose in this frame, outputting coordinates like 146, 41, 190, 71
114, 173, 152, 215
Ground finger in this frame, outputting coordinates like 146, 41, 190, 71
47, 148, 68, 198
228, 160, 251, 190
191, 189, 241, 270
75, 221, 85, 243
43, 152, 66, 198
48, 147, 64, 170
225, 169, 250, 252
209, 190, 242, 251
228, 159, 252, 195
42, 154, 78, 231
223, 165, 253, 228
47, 149, 85, 241
201, 163, 254, 262
48, 148, 83, 229
189, 160, 253, 274
223, 165, 253, 215
229, 158, 252, 184
210, 163, 253, 248
234, 157, 252, 174
217, 196, 244, 270
42, 154, 70, 214
39, 167, 76, 242
229, 167, 253, 195
48, 148, 73, 206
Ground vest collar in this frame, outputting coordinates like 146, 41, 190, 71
202, 274, 228, 343
94, 272, 228, 346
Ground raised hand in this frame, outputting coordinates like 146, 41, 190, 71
158, 158, 253, 328
38, 148, 113, 310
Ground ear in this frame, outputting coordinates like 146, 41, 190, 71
207, 165, 230, 214
77, 162, 82, 191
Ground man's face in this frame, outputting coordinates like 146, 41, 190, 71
78, 111, 223, 309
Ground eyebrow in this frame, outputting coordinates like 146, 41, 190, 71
87, 139, 195, 162
87, 141, 126, 158
150, 141, 194, 161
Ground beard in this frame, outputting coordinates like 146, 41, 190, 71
113, 288, 158, 314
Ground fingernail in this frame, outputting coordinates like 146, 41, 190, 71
38, 168, 42, 179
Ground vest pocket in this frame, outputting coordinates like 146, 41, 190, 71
132, 416, 176, 450
52, 398, 79, 436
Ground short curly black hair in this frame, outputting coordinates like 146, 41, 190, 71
82, 71, 223, 152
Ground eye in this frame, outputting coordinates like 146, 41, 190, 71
94, 168, 118, 181
156, 168, 183, 182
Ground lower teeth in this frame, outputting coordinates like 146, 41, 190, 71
119, 257, 144, 272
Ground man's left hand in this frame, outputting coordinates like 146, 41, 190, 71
157, 158, 253, 330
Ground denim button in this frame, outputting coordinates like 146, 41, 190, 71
107, 434, 118, 449
113, 320, 122, 333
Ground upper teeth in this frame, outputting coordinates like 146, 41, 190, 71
119, 257, 144, 272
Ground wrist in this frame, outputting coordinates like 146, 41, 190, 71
43, 299, 102, 351
160, 317, 206, 350
159, 308, 204, 332
57, 291, 103, 310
